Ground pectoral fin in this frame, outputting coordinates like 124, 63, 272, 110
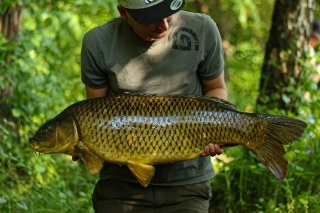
127, 160, 155, 187
75, 145, 104, 174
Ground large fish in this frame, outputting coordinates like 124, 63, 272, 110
29, 94, 307, 187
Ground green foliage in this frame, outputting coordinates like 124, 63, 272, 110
0, 0, 23, 14
0, 1, 117, 212
225, 40, 262, 111
1, 154, 98, 213
222, 0, 261, 29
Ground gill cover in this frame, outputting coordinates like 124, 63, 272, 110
54, 115, 79, 154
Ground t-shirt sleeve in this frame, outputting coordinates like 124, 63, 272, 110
197, 15, 224, 80
81, 30, 109, 88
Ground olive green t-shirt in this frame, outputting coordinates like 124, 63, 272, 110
81, 10, 224, 185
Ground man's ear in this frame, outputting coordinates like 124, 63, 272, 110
117, 5, 129, 21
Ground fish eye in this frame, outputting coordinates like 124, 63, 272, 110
42, 129, 48, 135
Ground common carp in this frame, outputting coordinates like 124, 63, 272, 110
29, 94, 307, 187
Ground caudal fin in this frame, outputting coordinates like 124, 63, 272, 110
252, 115, 307, 180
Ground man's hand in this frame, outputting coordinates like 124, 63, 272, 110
201, 143, 222, 157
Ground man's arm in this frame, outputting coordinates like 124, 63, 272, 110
200, 70, 227, 156
201, 70, 227, 100
85, 85, 109, 99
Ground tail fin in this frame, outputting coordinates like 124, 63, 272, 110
252, 115, 307, 180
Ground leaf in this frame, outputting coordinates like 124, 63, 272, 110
11, 108, 22, 118
16, 201, 28, 211
281, 94, 291, 104
34, 164, 46, 173
0, 198, 7, 205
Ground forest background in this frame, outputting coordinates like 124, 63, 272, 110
1, 0, 320, 212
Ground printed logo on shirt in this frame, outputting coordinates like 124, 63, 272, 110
172, 27, 199, 51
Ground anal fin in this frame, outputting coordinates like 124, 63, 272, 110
127, 160, 155, 187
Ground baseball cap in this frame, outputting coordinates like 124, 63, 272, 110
119, 0, 185, 25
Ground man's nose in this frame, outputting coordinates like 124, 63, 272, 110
157, 18, 169, 31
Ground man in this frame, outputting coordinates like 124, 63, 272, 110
80, 0, 226, 212
309, 19, 320, 84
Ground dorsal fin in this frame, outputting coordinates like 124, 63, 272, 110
117, 93, 237, 111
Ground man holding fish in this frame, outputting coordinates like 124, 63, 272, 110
29, 0, 307, 211
80, 0, 226, 212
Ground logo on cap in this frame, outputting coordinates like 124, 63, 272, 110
171, 0, 183, 10
144, 0, 159, 5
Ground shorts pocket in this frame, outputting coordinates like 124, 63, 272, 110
199, 181, 213, 200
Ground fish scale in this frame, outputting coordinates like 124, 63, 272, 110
29, 94, 307, 187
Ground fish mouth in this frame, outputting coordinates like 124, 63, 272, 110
29, 139, 40, 152
29, 141, 40, 152
28, 139, 72, 154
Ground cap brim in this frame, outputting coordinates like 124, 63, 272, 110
126, 0, 185, 25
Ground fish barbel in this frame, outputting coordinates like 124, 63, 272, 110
29, 94, 307, 187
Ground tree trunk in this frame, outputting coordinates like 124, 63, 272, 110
257, 0, 315, 112
0, 6, 23, 39
0, 5, 23, 141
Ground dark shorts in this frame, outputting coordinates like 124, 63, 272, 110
92, 179, 212, 213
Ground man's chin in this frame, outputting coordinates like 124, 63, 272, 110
153, 32, 168, 39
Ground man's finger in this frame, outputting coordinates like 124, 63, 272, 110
210, 144, 222, 155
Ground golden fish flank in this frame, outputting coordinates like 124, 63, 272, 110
29, 94, 307, 187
